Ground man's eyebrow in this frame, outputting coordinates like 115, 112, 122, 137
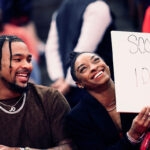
77, 64, 85, 71
12, 54, 23, 57
12, 54, 32, 57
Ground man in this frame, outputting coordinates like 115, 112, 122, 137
0, 11, 41, 84
0, 35, 73, 150
45, 0, 115, 107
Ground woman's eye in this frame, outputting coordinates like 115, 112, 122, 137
80, 67, 87, 73
94, 58, 100, 62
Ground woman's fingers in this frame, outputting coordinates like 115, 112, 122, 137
129, 106, 150, 140
137, 107, 149, 120
143, 107, 150, 126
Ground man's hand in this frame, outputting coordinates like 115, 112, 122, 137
0, 145, 20, 150
0, 139, 76, 150
51, 78, 70, 95
0, 145, 37, 150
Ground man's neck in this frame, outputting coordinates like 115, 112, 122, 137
0, 83, 21, 99
0, 90, 21, 100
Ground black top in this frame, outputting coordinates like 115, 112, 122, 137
66, 93, 140, 150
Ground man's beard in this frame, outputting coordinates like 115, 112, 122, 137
1, 77, 28, 93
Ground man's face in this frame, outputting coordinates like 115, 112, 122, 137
0, 41, 33, 92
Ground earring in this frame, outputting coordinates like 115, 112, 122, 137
76, 82, 84, 88
80, 85, 84, 88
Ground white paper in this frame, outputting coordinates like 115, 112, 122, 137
111, 31, 150, 113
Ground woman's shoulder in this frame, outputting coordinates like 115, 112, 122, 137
68, 100, 88, 116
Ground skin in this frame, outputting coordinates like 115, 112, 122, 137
0, 41, 33, 99
75, 53, 115, 107
74, 52, 150, 141
75, 53, 111, 90
0, 41, 73, 150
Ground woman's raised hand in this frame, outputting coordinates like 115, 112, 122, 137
128, 106, 150, 140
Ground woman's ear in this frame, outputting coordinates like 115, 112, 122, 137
76, 82, 84, 88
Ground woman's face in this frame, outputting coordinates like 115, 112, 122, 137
75, 53, 111, 89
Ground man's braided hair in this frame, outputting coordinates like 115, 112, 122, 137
0, 35, 24, 70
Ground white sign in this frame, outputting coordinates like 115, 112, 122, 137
111, 31, 150, 113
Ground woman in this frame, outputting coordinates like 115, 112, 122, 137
66, 52, 150, 150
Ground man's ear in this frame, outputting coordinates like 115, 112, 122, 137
76, 82, 84, 88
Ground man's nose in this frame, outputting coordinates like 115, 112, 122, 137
22, 60, 32, 69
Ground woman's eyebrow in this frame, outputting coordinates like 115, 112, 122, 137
90, 55, 95, 60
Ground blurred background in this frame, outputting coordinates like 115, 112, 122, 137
1, 0, 149, 85
32, 0, 144, 42
33, 0, 146, 85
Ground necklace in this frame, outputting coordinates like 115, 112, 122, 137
0, 94, 24, 112
0, 93, 26, 114
107, 105, 116, 112
107, 101, 116, 112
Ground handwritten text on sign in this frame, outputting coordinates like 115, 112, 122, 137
128, 34, 150, 87
111, 31, 150, 112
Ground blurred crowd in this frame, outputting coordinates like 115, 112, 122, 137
125, 0, 150, 30
0, 0, 150, 104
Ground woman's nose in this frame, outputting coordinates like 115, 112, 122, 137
90, 64, 97, 72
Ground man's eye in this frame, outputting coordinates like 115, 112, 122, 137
13, 59, 21, 62
80, 67, 87, 73
27, 58, 32, 63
